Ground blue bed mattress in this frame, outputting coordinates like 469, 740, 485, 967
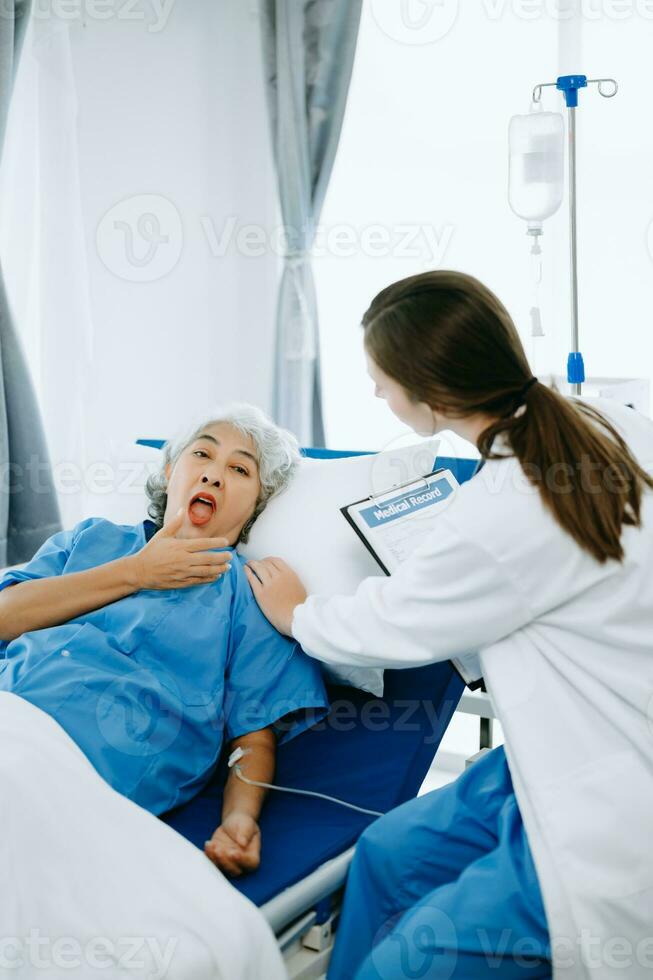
162, 661, 463, 906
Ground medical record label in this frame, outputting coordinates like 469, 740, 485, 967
359, 476, 454, 528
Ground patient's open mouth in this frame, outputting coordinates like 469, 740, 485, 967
188, 493, 216, 527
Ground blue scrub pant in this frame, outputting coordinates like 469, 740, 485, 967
327, 746, 551, 980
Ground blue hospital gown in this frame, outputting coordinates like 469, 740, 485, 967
0, 518, 329, 815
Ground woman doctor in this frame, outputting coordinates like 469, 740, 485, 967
245, 271, 653, 980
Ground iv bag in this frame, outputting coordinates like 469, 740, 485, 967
509, 109, 564, 224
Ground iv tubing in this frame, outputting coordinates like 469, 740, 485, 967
232, 765, 384, 819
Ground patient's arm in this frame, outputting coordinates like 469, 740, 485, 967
204, 727, 276, 877
0, 512, 230, 642
0, 557, 140, 642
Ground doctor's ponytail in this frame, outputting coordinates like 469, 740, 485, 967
362, 271, 653, 564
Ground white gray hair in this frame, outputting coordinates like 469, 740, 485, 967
145, 402, 301, 543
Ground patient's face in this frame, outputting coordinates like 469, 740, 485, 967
164, 422, 261, 544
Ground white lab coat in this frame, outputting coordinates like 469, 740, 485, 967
292, 398, 653, 979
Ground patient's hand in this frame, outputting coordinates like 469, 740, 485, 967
130, 510, 232, 591
204, 812, 261, 877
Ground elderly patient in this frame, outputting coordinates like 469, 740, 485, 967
0, 404, 328, 877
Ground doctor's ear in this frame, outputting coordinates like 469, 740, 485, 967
164, 462, 171, 481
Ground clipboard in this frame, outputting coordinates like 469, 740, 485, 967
340, 467, 484, 691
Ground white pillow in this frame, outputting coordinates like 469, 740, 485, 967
238, 439, 439, 695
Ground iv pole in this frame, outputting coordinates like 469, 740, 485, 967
532, 75, 617, 396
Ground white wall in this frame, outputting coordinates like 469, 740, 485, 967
314, 1, 653, 454
71, 0, 279, 445
1, 0, 280, 524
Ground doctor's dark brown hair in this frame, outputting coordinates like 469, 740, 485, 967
362, 270, 653, 564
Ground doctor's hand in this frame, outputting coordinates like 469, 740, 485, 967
244, 558, 307, 637
204, 813, 261, 877
128, 509, 232, 591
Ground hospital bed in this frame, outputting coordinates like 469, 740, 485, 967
132, 444, 482, 975
164, 658, 463, 975
1, 442, 485, 976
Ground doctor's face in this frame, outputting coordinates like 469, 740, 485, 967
366, 353, 436, 437
164, 422, 261, 544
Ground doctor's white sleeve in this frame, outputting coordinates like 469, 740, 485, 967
291, 517, 537, 670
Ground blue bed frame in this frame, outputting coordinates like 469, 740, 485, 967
137, 440, 477, 927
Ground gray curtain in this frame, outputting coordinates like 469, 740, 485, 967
260, 0, 363, 447
0, 0, 61, 564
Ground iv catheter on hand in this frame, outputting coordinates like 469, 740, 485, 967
530, 74, 618, 396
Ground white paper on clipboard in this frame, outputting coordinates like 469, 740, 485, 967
341, 468, 483, 689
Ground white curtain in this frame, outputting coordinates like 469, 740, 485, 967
0, 16, 93, 530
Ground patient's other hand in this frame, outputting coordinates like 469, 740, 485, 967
204, 813, 261, 877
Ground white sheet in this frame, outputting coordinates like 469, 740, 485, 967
0, 692, 287, 980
